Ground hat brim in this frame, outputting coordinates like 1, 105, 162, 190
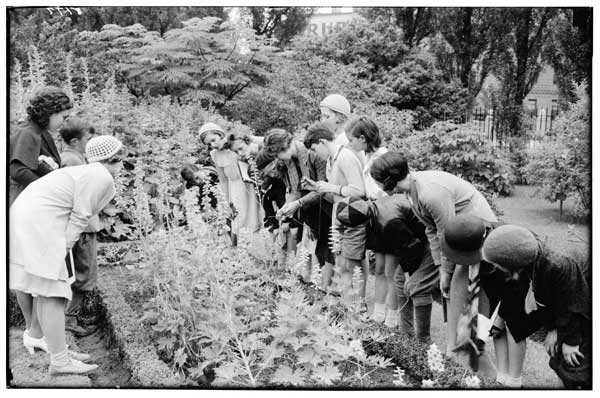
440, 234, 482, 265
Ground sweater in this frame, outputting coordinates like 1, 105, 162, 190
408, 170, 497, 272
529, 242, 591, 346
9, 119, 61, 205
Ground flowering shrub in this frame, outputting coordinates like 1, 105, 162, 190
364, 331, 496, 388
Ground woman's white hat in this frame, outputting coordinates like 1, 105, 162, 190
199, 122, 224, 136
320, 94, 351, 118
86, 135, 123, 163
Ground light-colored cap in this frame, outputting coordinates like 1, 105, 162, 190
320, 94, 351, 118
85, 135, 123, 163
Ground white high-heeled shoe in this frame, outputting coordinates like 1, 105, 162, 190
23, 329, 91, 361
23, 329, 48, 355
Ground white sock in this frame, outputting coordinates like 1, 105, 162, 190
504, 375, 522, 388
50, 350, 70, 367
496, 372, 508, 384
384, 309, 399, 327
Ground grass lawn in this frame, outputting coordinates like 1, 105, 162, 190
496, 185, 590, 260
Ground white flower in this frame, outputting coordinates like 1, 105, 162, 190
349, 339, 365, 358
464, 375, 481, 388
421, 378, 435, 388
392, 367, 408, 387
427, 343, 445, 373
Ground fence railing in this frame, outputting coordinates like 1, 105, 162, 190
469, 106, 559, 150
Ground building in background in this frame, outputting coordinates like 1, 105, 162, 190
304, 7, 355, 38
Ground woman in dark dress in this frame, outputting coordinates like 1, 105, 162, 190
9, 86, 72, 355
10, 86, 73, 206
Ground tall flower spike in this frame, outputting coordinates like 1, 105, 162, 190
329, 225, 341, 254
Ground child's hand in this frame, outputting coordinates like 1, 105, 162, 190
562, 343, 584, 367
439, 269, 452, 298
544, 329, 558, 357
280, 222, 290, 233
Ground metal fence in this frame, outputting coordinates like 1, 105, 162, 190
470, 106, 559, 149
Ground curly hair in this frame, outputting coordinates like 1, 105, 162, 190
26, 86, 73, 129
264, 128, 293, 155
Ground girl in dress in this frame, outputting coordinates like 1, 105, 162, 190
345, 117, 396, 326
10, 135, 123, 375
199, 123, 261, 241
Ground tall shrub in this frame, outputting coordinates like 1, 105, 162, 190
525, 84, 590, 217
389, 121, 514, 196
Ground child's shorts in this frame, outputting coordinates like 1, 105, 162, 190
340, 223, 367, 261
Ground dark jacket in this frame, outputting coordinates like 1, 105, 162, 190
9, 120, 61, 205
529, 242, 591, 346
368, 195, 429, 275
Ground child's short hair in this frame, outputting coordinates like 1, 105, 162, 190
303, 122, 335, 149
180, 163, 199, 181
347, 116, 382, 153
264, 129, 293, 155
370, 152, 410, 191
59, 118, 95, 144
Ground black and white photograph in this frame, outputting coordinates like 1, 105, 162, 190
2, 2, 595, 392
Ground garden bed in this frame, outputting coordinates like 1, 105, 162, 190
94, 222, 496, 388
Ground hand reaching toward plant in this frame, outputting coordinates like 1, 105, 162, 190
544, 329, 558, 357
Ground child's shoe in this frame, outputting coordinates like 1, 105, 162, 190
384, 309, 399, 328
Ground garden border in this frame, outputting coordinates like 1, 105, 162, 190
97, 266, 182, 387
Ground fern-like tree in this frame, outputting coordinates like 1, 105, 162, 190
79, 17, 277, 107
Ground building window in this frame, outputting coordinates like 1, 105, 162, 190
527, 99, 537, 116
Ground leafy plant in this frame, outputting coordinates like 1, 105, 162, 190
78, 17, 277, 106
524, 84, 590, 218
389, 121, 515, 196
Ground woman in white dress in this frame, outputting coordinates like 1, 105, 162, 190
199, 123, 261, 237
10, 135, 123, 375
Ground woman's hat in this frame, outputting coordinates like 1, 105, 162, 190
199, 122, 224, 141
441, 214, 488, 265
320, 94, 351, 118
482, 225, 539, 271
336, 197, 371, 227
86, 135, 123, 162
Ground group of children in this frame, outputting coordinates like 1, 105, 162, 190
192, 94, 591, 389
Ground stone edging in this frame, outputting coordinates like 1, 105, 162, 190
97, 267, 181, 387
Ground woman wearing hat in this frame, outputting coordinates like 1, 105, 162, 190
336, 195, 438, 341
482, 225, 591, 389
10, 135, 123, 375
442, 214, 529, 386
319, 94, 352, 147
199, 122, 262, 240
369, 152, 497, 361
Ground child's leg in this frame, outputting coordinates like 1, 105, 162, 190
394, 268, 414, 336
321, 261, 334, 291
287, 228, 298, 255
371, 253, 387, 321
506, 325, 526, 386
413, 295, 433, 344
384, 254, 399, 310
373, 253, 387, 304
359, 258, 368, 301
492, 316, 509, 383
340, 257, 362, 304
447, 264, 469, 356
